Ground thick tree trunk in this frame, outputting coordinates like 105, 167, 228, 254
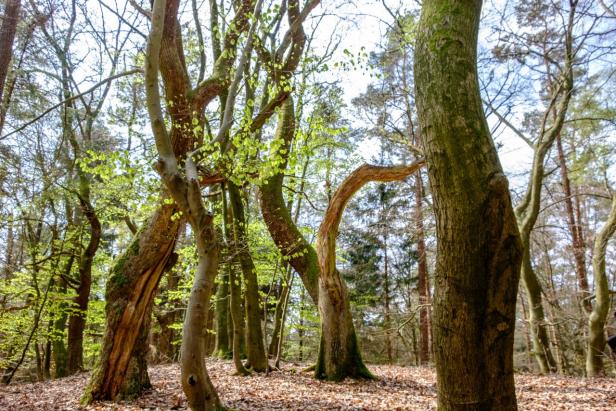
120, 307, 152, 398
586, 194, 616, 376
82, 204, 180, 403
415, 1, 523, 409
228, 183, 268, 372
315, 163, 422, 381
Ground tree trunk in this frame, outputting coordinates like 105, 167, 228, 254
415, 1, 523, 409
52, 257, 72, 378
228, 182, 268, 372
520, 251, 557, 373
268, 267, 291, 358
556, 134, 591, 313
81, 204, 180, 403
214, 271, 231, 358
415, 170, 431, 365
0, 0, 20, 104
67, 196, 101, 374
586, 193, 616, 376
315, 163, 422, 380
259, 98, 319, 305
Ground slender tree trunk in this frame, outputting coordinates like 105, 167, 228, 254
0, 0, 20, 104
269, 267, 291, 358
586, 193, 616, 376
556, 135, 591, 313
415, 1, 523, 408
67, 196, 101, 373
415, 170, 431, 365
382, 231, 393, 364
228, 183, 268, 372
214, 271, 231, 358
52, 254, 73, 378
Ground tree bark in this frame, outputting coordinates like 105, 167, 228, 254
415, 170, 431, 365
228, 183, 268, 372
145, 1, 222, 406
0, 0, 20, 104
259, 98, 319, 305
415, 1, 523, 409
213, 271, 231, 358
81, 205, 180, 403
67, 196, 101, 373
556, 134, 591, 313
586, 193, 616, 376
315, 162, 423, 381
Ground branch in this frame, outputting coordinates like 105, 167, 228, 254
316, 160, 425, 296
1, 69, 142, 140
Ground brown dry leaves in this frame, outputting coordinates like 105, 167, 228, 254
0, 360, 615, 410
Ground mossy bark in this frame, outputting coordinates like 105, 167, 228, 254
228, 182, 268, 372
259, 98, 319, 306
415, 1, 522, 409
82, 204, 180, 403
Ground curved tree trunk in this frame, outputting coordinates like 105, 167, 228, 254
586, 193, 616, 376
513, 3, 576, 374
81, 204, 180, 403
145, 1, 222, 406
415, 1, 523, 409
259, 98, 319, 305
315, 162, 423, 381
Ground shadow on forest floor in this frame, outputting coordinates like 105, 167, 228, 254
1, 359, 615, 410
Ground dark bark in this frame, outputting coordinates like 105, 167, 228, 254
67, 197, 101, 373
556, 135, 591, 313
415, 1, 523, 409
0, 0, 20, 104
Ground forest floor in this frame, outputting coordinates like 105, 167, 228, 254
1, 359, 615, 410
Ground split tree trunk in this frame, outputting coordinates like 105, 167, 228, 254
315, 162, 423, 381
415, 1, 523, 409
586, 193, 616, 376
81, 204, 180, 403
